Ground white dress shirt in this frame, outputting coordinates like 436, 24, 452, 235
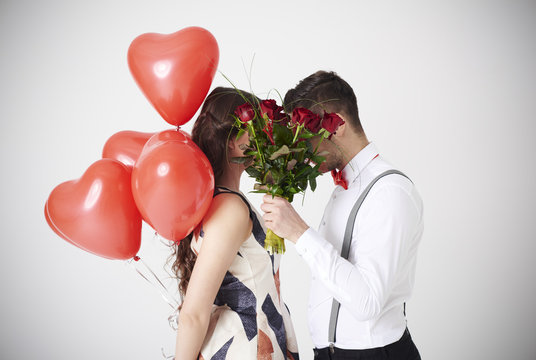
295, 142, 424, 349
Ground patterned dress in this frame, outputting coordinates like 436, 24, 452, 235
190, 187, 300, 360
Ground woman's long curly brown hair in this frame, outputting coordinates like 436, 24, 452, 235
170, 87, 257, 298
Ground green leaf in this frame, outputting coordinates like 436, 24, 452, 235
270, 168, 284, 184
311, 155, 326, 164
230, 156, 251, 164
250, 190, 269, 194
286, 159, 298, 171
264, 171, 275, 184
309, 176, 317, 191
236, 128, 247, 141
273, 123, 293, 144
269, 145, 290, 160
245, 166, 262, 178
254, 183, 268, 191
297, 131, 315, 139
296, 165, 314, 178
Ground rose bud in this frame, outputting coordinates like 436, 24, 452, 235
235, 103, 255, 123
260, 99, 285, 119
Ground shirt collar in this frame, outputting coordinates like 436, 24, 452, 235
341, 142, 379, 184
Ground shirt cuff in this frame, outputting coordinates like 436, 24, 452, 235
294, 227, 325, 263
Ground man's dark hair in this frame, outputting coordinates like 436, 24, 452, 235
284, 70, 363, 134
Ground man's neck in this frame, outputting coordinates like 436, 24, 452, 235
338, 135, 370, 170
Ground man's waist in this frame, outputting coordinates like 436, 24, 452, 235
308, 300, 407, 348
311, 326, 408, 350
314, 328, 412, 356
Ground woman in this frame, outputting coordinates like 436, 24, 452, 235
171, 87, 300, 359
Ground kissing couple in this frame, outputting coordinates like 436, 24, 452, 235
172, 70, 423, 360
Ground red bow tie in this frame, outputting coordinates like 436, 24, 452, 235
331, 169, 348, 190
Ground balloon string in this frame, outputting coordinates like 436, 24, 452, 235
127, 256, 181, 311
161, 347, 175, 359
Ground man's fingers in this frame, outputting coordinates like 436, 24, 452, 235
261, 205, 280, 219
263, 194, 275, 204
263, 212, 274, 223
263, 194, 286, 204
260, 202, 275, 213
261, 199, 284, 215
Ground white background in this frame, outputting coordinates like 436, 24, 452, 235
1, 0, 535, 359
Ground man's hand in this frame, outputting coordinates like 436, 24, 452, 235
260, 195, 309, 243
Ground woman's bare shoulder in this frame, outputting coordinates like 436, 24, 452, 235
201, 193, 252, 244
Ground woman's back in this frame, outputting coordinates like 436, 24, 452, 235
191, 187, 299, 359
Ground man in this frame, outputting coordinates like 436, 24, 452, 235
261, 71, 423, 359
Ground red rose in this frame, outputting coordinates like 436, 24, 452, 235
260, 99, 285, 120
292, 108, 322, 133
291, 107, 314, 125
322, 112, 345, 133
235, 103, 255, 123
304, 113, 322, 133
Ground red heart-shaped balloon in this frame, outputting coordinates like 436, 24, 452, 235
128, 27, 219, 126
102, 130, 156, 168
132, 130, 214, 242
45, 159, 142, 260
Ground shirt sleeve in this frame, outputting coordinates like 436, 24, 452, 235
294, 184, 422, 321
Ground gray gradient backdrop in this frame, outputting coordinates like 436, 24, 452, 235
1, 0, 535, 359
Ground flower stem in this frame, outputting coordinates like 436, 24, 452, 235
313, 133, 325, 154
263, 194, 289, 254
292, 124, 302, 144
248, 122, 264, 168
264, 228, 286, 254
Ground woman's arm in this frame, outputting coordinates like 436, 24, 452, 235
175, 193, 252, 360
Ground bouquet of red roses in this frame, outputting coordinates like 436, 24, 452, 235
232, 97, 344, 254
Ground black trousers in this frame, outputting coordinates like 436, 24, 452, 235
313, 328, 421, 360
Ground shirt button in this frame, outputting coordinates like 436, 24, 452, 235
322, 221, 326, 226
